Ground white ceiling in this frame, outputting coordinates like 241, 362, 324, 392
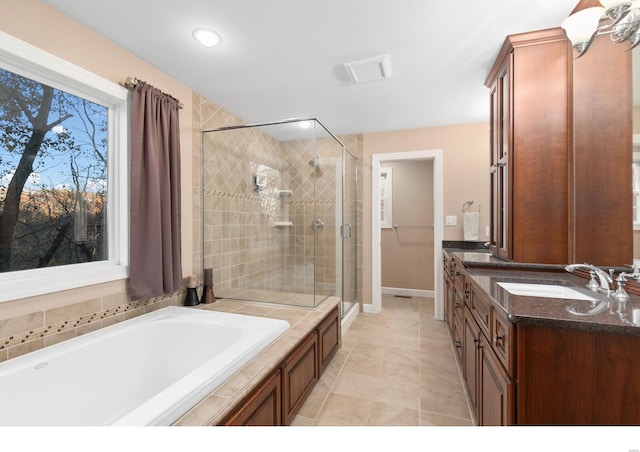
42, 0, 579, 138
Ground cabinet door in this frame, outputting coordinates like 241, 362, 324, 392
445, 274, 455, 334
318, 307, 340, 375
479, 335, 514, 426
281, 332, 319, 425
496, 65, 511, 260
489, 62, 512, 260
463, 309, 480, 418
489, 81, 499, 252
221, 369, 282, 426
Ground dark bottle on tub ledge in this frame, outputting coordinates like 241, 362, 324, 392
200, 268, 216, 304
183, 274, 200, 306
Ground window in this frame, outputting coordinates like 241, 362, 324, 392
0, 32, 128, 302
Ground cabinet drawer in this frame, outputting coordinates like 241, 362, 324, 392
490, 307, 515, 376
470, 285, 491, 336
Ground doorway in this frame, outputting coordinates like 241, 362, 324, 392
371, 150, 444, 320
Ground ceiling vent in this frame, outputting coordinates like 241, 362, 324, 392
343, 54, 392, 84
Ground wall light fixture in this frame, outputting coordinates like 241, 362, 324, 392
561, 0, 640, 57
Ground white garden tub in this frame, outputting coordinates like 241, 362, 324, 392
0, 306, 289, 426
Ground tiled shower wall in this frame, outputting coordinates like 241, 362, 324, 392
193, 92, 362, 304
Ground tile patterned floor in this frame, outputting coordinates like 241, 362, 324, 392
292, 294, 474, 426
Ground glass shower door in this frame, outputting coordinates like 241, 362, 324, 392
341, 148, 358, 317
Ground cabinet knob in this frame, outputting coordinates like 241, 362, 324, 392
455, 341, 462, 349
454, 302, 462, 309
464, 290, 470, 298
493, 334, 504, 345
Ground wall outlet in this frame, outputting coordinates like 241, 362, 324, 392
445, 215, 457, 226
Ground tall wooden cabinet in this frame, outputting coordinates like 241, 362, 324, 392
486, 28, 632, 266
487, 28, 572, 263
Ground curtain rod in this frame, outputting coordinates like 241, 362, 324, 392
120, 76, 184, 109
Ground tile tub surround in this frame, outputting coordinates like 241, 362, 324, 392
0, 290, 185, 363
173, 296, 340, 426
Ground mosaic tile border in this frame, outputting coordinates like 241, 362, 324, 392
0, 290, 185, 361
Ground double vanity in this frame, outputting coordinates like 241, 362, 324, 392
443, 247, 640, 426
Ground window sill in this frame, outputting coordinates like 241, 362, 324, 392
0, 262, 128, 303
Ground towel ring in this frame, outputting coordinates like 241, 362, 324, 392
462, 199, 480, 213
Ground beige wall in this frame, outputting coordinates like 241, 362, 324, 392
381, 160, 434, 291
0, 1, 195, 360
0, 1, 487, 356
362, 123, 490, 304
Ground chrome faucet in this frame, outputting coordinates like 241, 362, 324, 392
564, 263, 614, 296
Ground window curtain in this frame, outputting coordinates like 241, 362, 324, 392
129, 81, 182, 300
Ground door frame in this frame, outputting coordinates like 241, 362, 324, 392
370, 149, 444, 320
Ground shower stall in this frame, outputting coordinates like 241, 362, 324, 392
200, 118, 358, 320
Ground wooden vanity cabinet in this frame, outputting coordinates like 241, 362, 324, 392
462, 285, 515, 426
446, 253, 515, 426
443, 254, 640, 425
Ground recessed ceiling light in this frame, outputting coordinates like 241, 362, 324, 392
193, 28, 221, 48
299, 121, 311, 129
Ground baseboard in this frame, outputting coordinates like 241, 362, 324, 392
382, 287, 433, 298
341, 302, 359, 336
362, 303, 380, 314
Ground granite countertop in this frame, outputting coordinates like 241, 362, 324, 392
448, 250, 567, 271
463, 266, 640, 335
172, 296, 340, 426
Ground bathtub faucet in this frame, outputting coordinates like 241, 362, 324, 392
564, 263, 613, 296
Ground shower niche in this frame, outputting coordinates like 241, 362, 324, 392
250, 162, 292, 227
200, 118, 357, 314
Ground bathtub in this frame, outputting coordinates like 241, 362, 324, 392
0, 306, 290, 426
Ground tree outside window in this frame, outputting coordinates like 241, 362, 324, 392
0, 67, 108, 273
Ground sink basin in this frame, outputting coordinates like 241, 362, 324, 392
496, 282, 597, 301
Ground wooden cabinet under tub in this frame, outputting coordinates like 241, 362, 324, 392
281, 331, 319, 425
222, 369, 282, 426
217, 305, 340, 426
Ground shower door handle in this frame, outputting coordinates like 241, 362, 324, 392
311, 219, 324, 233
340, 223, 352, 239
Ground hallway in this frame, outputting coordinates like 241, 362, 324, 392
292, 294, 473, 426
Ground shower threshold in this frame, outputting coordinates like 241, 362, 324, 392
217, 288, 329, 308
